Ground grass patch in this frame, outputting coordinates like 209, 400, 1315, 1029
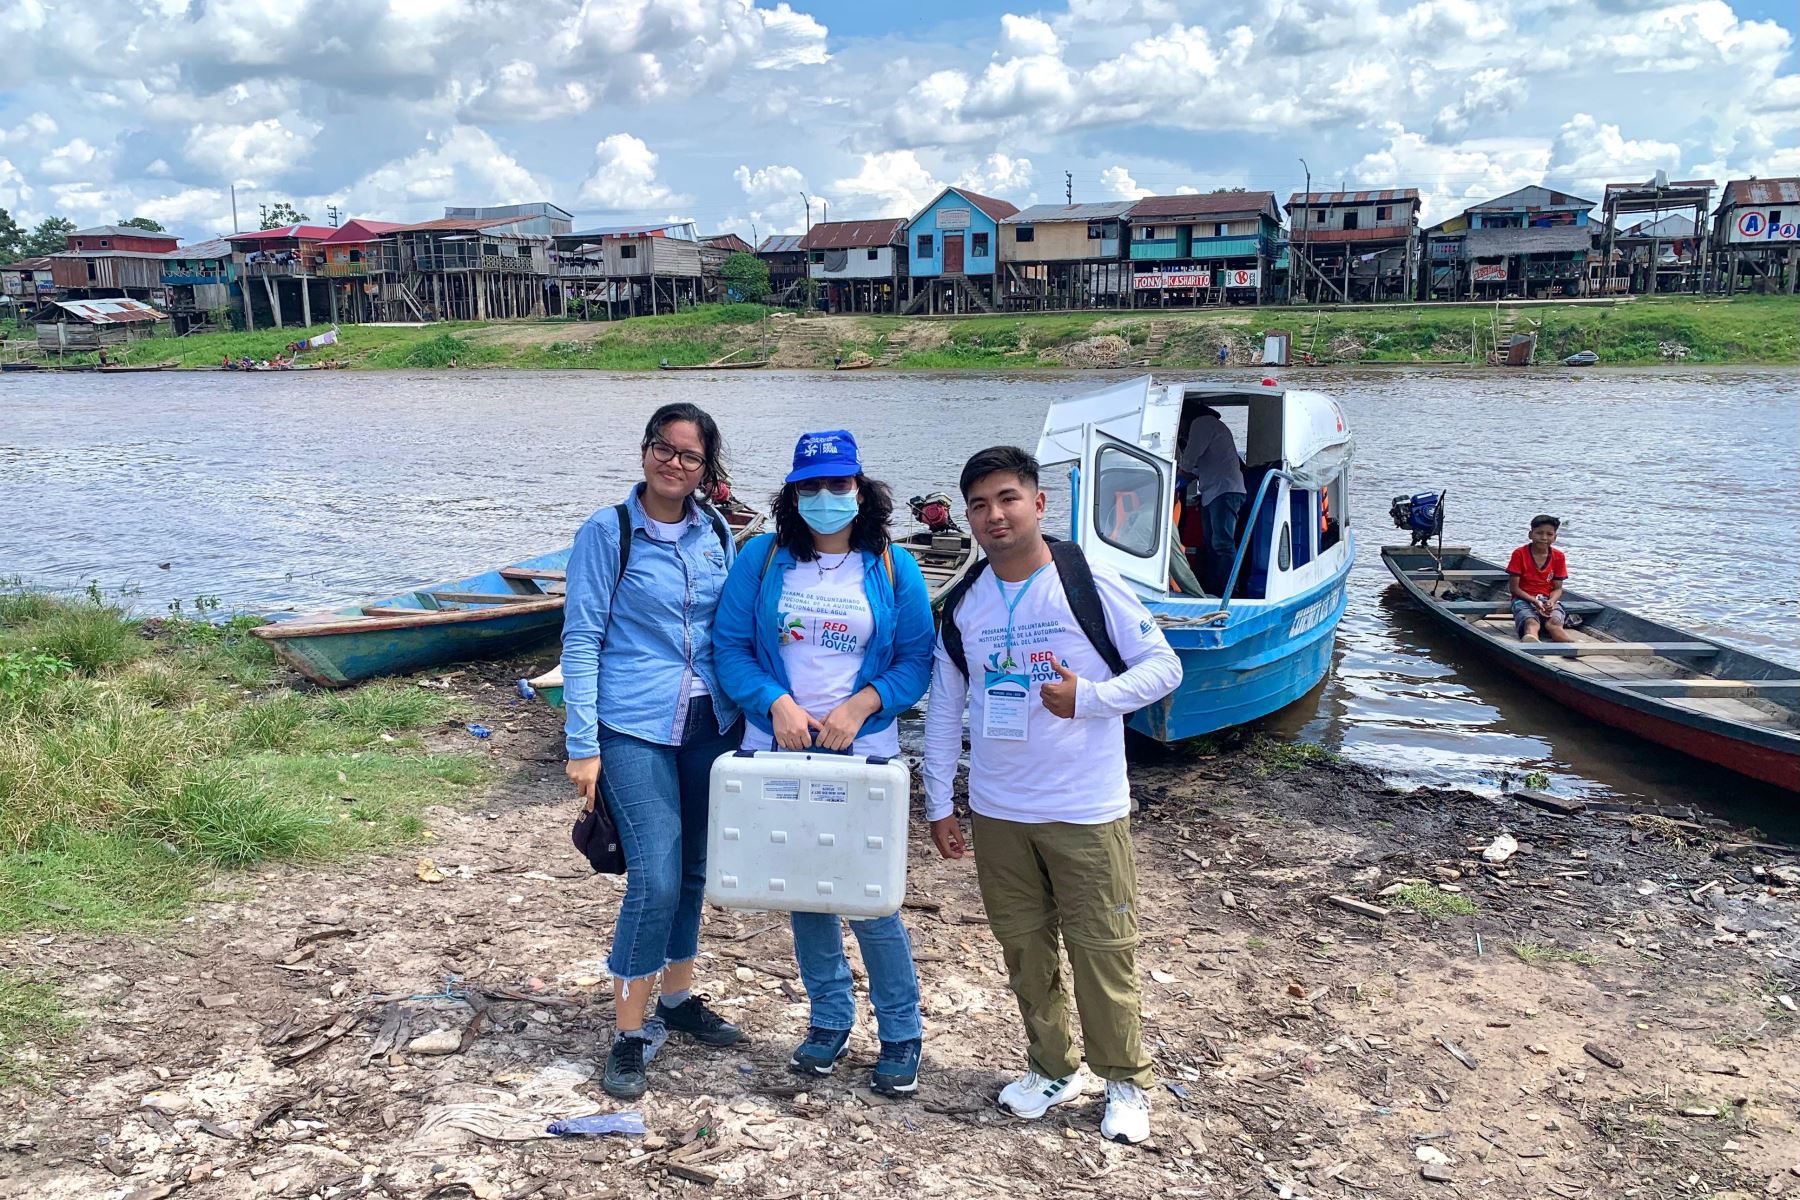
0, 975, 75, 1085
1394, 882, 1477, 917
0, 593, 488, 938
1511, 941, 1602, 967
1247, 735, 1336, 776
1245, 935, 1269, 951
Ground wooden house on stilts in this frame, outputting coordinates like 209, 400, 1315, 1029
1286, 190, 1420, 303
998, 202, 1131, 310
903, 187, 1019, 314
555, 221, 705, 318
1710, 176, 1799, 295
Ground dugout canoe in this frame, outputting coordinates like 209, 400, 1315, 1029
1381, 545, 1800, 793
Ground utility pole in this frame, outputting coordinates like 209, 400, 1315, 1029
1065, 171, 1073, 204
327, 204, 340, 227
799, 192, 811, 234
821, 199, 829, 224
1293, 158, 1311, 305
230, 184, 239, 234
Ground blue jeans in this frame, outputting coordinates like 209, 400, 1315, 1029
1203, 492, 1247, 596
791, 911, 922, 1042
599, 695, 741, 981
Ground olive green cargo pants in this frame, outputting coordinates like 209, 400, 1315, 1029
971, 812, 1152, 1087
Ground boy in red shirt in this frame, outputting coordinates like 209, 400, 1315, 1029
1507, 515, 1572, 642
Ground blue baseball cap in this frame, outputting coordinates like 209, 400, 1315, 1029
785, 429, 862, 483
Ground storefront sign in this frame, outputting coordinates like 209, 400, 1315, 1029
1133, 270, 1210, 289
1734, 210, 1799, 243
1221, 268, 1260, 288
1472, 264, 1507, 283
937, 207, 972, 231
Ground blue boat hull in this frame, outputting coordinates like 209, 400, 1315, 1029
1129, 544, 1352, 743
256, 548, 571, 686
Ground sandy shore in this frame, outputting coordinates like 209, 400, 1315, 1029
3, 654, 1796, 1200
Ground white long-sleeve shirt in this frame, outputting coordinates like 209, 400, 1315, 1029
923, 556, 1182, 825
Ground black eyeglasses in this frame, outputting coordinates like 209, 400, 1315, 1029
795, 478, 857, 496
647, 440, 706, 472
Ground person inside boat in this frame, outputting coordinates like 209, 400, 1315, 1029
1176, 406, 1247, 596
1507, 514, 1573, 643
712, 428, 935, 1098
560, 401, 746, 1102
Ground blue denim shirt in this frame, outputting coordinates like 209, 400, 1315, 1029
712, 532, 935, 743
561, 486, 740, 756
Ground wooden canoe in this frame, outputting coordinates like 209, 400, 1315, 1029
533, 524, 973, 710
261, 502, 772, 688
253, 548, 573, 687
658, 359, 770, 371
1381, 545, 1800, 792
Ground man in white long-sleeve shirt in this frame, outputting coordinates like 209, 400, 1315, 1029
924, 445, 1182, 1145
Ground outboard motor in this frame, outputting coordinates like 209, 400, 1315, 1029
1389, 490, 1445, 547
909, 492, 960, 533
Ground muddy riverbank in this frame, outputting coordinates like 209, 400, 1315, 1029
4, 653, 1796, 1200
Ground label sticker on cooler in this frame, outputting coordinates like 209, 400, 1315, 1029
763, 778, 801, 801
809, 781, 848, 804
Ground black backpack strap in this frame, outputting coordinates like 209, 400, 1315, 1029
1048, 541, 1128, 677
699, 502, 732, 557
612, 503, 632, 603
935, 557, 990, 679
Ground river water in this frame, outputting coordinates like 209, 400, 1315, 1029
5, 366, 1797, 825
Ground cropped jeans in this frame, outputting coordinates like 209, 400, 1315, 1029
791, 911, 923, 1043
600, 696, 741, 984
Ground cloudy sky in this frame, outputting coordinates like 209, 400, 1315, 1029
1, 0, 1795, 243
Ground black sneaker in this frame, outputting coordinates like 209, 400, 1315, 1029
789, 1026, 851, 1076
871, 1038, 921, 1096
656, 996, 743, 1048
602, 1035, 648, 1100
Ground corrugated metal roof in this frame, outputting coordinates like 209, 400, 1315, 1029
1287, 189, 1420, 205
50, 249, 173, 260
161, 238, 235, 261
1720, 177, 1800, 208
567, 222, 695, 239
1, 256, 55, 272
73, 224, 179, 241
759, 234, 805, 254
1130, 191, 1280, 220
229, 225, 336, 243
389, 216, 521, 233
701, 233, 755, 253
319, 219, 403, 245
1603, 179, 1715, 202
1003, 202, 1133, 224
798, 219, 907, 250
1467, 185, 1595, 212
913, 187, 1020, 223
51, 298, 167, 324
1620, 213, 1697, 239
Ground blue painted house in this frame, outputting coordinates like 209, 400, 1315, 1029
903, 186, 1019, 313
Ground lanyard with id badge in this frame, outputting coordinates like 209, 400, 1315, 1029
981, 564, 1052, 742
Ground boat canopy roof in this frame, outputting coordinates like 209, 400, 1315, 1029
1036, 376, 1354, 485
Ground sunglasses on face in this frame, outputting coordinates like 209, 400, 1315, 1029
647, 440, 706, 472
796, 478, 857, 496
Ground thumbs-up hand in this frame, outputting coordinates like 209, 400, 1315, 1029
1040, 659, 1079, 719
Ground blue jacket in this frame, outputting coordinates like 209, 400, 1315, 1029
561, 486, 740, 756
713, 532, 934, 743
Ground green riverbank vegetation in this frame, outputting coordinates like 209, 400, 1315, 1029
24, 294, 1798, 372
0, 590, 490, 931
0, 588, 493, 1072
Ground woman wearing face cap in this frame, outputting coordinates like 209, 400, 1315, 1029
712, 429, 934, 1097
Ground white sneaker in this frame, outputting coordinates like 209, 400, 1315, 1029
997, 1067, 1086, 1119
1101, 1079, 1151, 1144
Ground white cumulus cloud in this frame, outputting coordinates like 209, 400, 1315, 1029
577, 133, 686, 211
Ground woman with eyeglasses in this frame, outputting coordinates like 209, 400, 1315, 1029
712, 429, 935, 1097
561, 401, 746, 1101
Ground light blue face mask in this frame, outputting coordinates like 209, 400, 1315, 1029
797, 487, 859, 535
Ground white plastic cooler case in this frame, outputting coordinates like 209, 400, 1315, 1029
705, 750, 911, 919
